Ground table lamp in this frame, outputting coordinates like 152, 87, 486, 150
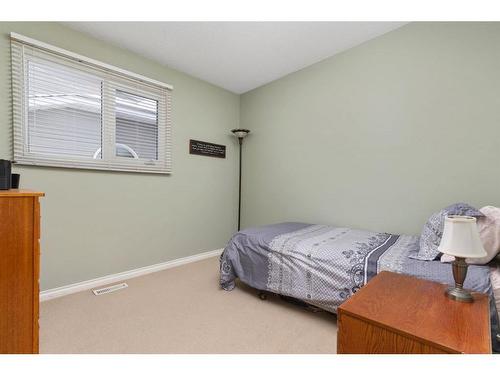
438, 215, 487, 302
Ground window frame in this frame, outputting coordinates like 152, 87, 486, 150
11, 32, 173, 174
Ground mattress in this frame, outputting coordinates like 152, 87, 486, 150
491, 261, 500, 326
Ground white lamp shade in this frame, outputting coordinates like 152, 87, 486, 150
438, 215, 487, 258
231, 129, 250, 139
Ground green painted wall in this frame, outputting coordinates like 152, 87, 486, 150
2, 22, 498, 290
0, 22, 240, 290
240, 22, 500, 235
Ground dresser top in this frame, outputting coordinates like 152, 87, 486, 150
0, 189, 45, 197
338, 271, 491, 354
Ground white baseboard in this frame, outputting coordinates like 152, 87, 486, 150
40, 248, 223, 302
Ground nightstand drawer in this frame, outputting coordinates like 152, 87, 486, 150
338, 312, 451, 354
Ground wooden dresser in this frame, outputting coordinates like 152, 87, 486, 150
0, 189, 44, 354
337, 271, 491, 354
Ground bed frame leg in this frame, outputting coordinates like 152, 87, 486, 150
258, 291, 267, 300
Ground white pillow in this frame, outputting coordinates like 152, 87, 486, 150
441, 206, 500, 264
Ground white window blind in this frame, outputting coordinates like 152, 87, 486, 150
11, 33, 173, 174
115, 90, 158, 160
27, 59, 103, 159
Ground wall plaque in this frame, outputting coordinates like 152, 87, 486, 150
189, 139, 226, 158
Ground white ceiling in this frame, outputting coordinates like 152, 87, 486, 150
64, 22, 406, 94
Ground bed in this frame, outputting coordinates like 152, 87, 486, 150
220, 222, 500, 353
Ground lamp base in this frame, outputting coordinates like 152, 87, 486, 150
446, 257, 474, 303
445, 286, 473, 303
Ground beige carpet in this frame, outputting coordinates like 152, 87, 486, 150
40, 256, 337, 353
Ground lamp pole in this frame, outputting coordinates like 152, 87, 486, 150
231, 129, 250, 231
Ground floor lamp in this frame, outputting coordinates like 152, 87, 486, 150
231, 128, 250, 231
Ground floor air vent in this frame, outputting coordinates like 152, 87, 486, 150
92, 283, 128, 296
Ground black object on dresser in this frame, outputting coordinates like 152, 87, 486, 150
0, 160, 11, 190
11, 173, 20, 189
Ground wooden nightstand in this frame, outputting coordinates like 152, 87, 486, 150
337, 271, 491, 354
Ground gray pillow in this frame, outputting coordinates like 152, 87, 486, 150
410, 203, 484, 261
